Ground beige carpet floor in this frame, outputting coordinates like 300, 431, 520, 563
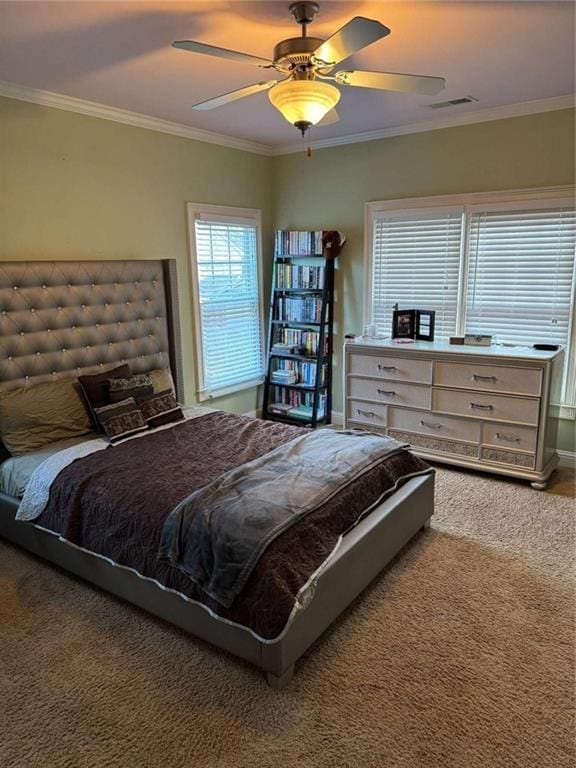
0, 467, 574, 768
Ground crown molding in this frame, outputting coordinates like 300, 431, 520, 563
0, 79, 274, 157
272, 94, 576, 156
1, 80, 573, 159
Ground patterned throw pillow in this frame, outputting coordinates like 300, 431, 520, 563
108, 374, 154, 403
78, 364, 131, 427
93, 398, 148, 444
138, 389, 184, 429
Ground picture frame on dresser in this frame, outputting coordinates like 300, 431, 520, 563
415, 311, 435, 342
392, 309, 416, 340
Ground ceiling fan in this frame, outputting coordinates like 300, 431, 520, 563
173, 1, 446, 137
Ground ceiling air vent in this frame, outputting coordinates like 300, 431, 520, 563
428, 96, 479, 109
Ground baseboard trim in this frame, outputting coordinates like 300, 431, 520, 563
243, 409, 262, 419
247, 408, 343, 425
557, 450, 576, 468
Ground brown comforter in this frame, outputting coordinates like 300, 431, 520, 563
37, 412, 432, 639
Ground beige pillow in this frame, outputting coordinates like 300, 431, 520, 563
0, 378, 93, 456
149, 368, 176, 397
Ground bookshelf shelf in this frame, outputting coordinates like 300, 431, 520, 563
270, 320, 322, 327
262, 229, 338, 429
273, 288, 324, 294
270, 352, 331, 362
269, 382, 329, 392
267, 413, 330, 427
275, 254, 324, 259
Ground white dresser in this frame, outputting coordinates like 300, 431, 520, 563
344, 339, 564, 489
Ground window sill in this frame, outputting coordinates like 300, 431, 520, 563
197, 377, 264, 402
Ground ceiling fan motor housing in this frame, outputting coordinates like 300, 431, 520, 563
273, 36, 325, 71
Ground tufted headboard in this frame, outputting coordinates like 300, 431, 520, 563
0, 260, 185, 401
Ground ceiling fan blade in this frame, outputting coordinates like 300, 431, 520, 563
335, 70, 446, 95
316, 109, 340, 126
192, 81, 279, 111
312, 17, 390, 67
173, 40, 273, 68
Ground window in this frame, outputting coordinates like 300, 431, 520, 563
366, 189, 576, 409
371, 208, 462, 341
465, 204, 575, 346
188, 204, 264, 400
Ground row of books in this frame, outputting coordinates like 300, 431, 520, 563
271, 359, 327, 387
275, 230, 324, 256
275, 328, 328, 356
276, 297, 323, 323
276, 264, 325, 290
269, 388, 327, 420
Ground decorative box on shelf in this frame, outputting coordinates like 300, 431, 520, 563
343, 338, 563, 489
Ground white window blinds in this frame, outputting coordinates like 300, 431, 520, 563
372, 209, 462, 339
465, 205, 576, 346
193, 217, 263, 397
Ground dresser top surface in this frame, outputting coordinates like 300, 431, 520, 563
345, 337, 562, 362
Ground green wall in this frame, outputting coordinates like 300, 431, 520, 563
1, 95, 574, 451
0, 95, 274, 413
273, 108, 576, 452
557, 418, 575, 455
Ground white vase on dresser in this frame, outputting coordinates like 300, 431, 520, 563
344, 339, 564, 489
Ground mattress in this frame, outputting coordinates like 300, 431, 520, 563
0, 434, 99, 499
22, 410, 432, 640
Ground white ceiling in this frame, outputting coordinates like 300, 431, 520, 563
0, 1, 574, 149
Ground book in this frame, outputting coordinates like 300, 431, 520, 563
270, 402, 294, 415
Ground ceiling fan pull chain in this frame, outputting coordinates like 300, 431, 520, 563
306, 124, 312, 157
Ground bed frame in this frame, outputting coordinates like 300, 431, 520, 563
0, 259, 434, 687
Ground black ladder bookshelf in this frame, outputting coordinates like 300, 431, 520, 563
262, 231, 335, 428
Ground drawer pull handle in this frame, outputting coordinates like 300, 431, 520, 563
420, 420, 442, 430
470, 402, 494, 411
473, 374, 497, 383
377, 389, 396, 396
357, 409, 377, 418
377, 364, 396, 371
496, 432, 520, 443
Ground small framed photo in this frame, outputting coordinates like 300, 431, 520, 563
416, 310, 435, 341
392, 309, 416, 339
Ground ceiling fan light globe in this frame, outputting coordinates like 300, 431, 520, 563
268, 80, 340, 129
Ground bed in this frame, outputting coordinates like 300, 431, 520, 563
0, 259, 434, 688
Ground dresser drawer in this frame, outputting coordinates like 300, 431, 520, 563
388, 429, 479, 459
480, 447, 535, 470
349, 354, 432, 384
482, 423, 537, 453
389, 408, 480, 443
349, 377, 431, 409
434, 361, 542, 396
347, 399, 387, 427
432, 388, 540, 426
